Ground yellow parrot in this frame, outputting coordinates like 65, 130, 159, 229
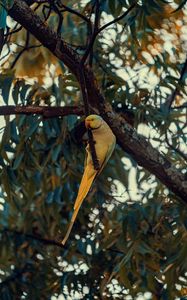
62, 114, 116, 244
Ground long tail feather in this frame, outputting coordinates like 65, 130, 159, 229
62, 166, 97, 245
61, 221, 74, 245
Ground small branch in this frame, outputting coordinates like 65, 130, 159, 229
165, 57, 187, 109
4, 25, 23, 37
81, 1, 137, 65
78, 67, 90, 115
4, 228, 65, 249
172, 103, 187, 110
11, 30, 30, 69
0, 29, 5, 56
0, 105, 84, 117
9, 0, 81, 75
81, 0, 100, 65
0, 45, 11, 62
57, 1, 92, 46
165, 131, 187, 162
48, 0, 63, 35
97, 2, 137, 35
57, 0, 90, 24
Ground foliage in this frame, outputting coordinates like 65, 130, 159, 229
0, 0, 187, 299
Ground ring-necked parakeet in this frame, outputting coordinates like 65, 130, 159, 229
62, 114, 116, 245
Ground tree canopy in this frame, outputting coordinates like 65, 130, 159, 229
0, 0, 187, 299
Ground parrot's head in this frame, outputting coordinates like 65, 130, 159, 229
85, 114, 103, 129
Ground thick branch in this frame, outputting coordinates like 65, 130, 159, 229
8, 0, 187, 202
0, 105, 84, 117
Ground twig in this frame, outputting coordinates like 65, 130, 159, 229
4, 228, 66, 249
4, 25, 23, 37
10, 44, 42, 69
57, 0, 90, 24
48, 0, 63, 35
165, 130, 187, 162
0, 29, 5, 56
0, 44, 11, 62
11, 30, 30, 69
165, 57, 187, 109
97, 2, 137, 35
81, 0, 100, 65
81, 1, 137, 65
172, 103, 187, 110
42, 4, 52, 22
56, 1, 93, 57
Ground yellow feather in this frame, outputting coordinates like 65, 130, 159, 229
62, 165, 97, 245
62, 114, 116, 245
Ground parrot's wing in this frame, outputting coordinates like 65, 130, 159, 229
97, 141, 116, 176
74, 140, 116, 210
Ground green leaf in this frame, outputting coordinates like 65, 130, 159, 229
0, 0, 14, 9
106, 0, 122, 16
12, 152, 24, 169
54, 186, 62, 204
24, 117, 40, 140
46, 191, 54, 204
0, 72, 14, 104
10, 120, 19, 144
52, 144, 61, 162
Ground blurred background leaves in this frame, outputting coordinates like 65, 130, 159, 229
0, 0, 187, 299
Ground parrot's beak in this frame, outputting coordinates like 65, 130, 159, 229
85, 120, 90, 128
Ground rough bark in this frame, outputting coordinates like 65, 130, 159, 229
7, 0, 187, 202
0, 105, 84, 117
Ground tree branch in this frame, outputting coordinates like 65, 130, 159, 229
172, 104, 187, 110
7, 0, 187, 202
0, 105, 84, 117
4, 228, 65, 249
98, 101, 187, 203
